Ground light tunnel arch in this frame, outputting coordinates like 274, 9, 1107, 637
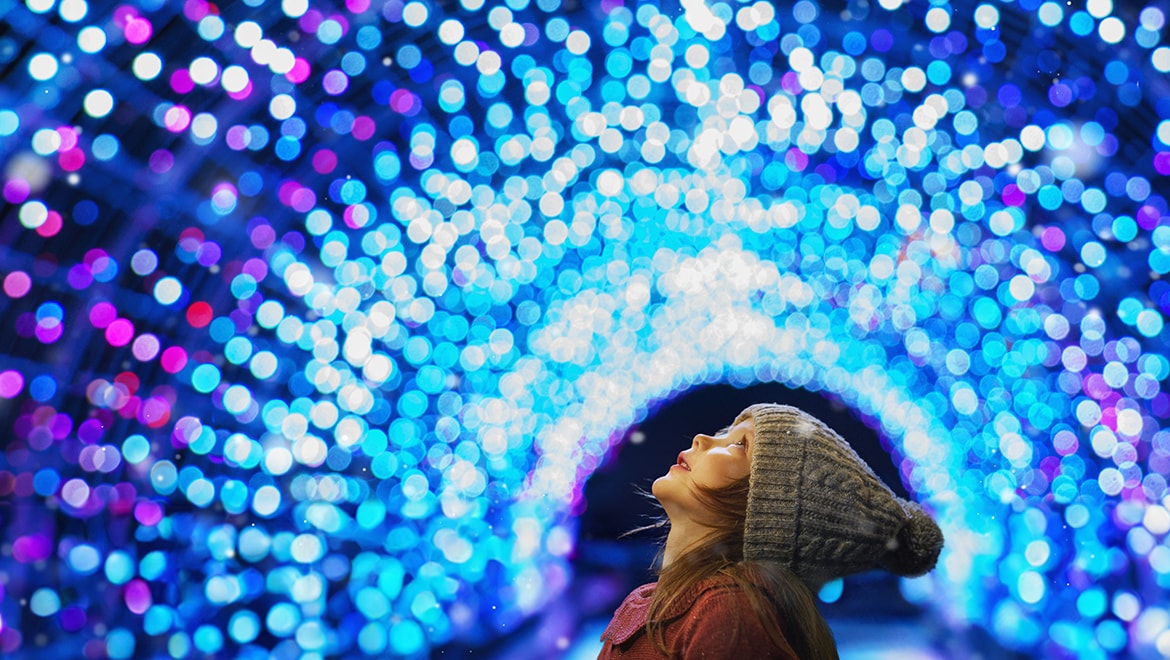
470, 238, 1163, 655
504, 258, 960, 585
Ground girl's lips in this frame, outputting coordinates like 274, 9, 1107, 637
676, 452, 690, 470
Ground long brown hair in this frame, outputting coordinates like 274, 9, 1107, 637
641, 475, 839, 659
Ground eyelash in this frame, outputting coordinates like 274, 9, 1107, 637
714, 428, 746, 447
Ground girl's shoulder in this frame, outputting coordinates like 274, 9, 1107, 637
680, 573, 756, 615
603, 574, 743, 641
669, 576, 800, 658
601, 575, 800, 658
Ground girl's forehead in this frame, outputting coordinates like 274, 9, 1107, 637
733, 407, 757, 425
720, 418, 755, 435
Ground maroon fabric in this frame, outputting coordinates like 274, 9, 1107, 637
598, 577, 799, 659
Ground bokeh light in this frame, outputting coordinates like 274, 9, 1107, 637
1, 0, 1169, 658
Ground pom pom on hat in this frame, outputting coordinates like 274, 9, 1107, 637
881, 501, 945, 577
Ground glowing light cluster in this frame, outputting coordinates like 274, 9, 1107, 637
1, 0, 1169, 658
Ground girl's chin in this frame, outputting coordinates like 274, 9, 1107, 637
650, 475, 666, 497
650, 474, 674, 500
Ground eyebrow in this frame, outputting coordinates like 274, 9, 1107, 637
716, 425, 751, 448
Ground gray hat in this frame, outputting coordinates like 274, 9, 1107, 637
739, 403, 944, 587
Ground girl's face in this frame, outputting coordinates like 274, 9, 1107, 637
652, 417, 754, 523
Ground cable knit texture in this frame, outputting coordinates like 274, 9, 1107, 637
740, 404, 944, 589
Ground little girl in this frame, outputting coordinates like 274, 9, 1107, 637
598, 403, 944, 658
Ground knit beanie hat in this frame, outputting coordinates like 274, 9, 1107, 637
738, 403, 944, 588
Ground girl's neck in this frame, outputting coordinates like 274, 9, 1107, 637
660, 516, 715, 570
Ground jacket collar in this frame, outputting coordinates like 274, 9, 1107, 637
600, 582, 656, 645
600, 576, 735, 645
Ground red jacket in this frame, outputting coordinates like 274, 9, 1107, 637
598, 577, 799, 658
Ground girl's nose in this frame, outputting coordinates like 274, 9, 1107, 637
692, 433, 712, 449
